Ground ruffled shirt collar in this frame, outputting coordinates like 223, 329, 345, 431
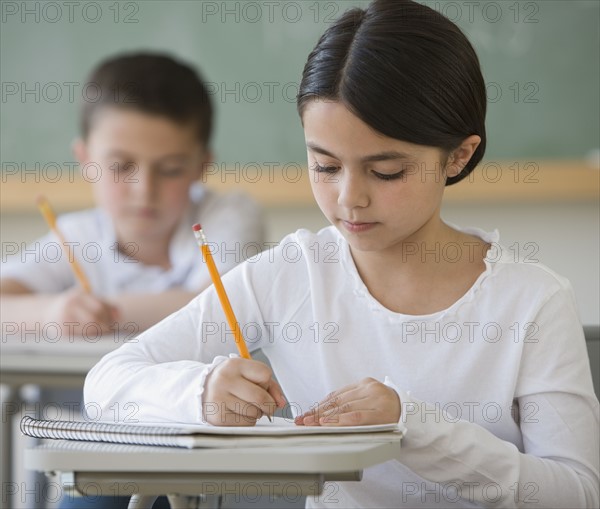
335, 222, 501, 322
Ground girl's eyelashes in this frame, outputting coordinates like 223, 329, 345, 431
311, 162, 406, 181
310, 162, 339, 174
372, 170, 406, 181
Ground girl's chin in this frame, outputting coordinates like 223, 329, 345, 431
340, 232, 389, 253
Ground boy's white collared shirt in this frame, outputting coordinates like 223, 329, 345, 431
2, 183, 264, 296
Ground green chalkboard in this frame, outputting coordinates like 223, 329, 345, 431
2, 0, 598, 168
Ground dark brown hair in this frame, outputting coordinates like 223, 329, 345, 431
80, 52, 213, 148
297, 0, 487, 185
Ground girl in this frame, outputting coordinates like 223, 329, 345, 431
86, 1, 599, 507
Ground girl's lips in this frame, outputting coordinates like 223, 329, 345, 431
341, 220, 377, 233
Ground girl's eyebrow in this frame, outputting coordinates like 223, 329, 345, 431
306, 142, 413, 163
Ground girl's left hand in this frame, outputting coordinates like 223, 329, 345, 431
294, 377, 401, 426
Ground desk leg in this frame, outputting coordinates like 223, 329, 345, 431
0, 385, 16, 509
166, 495, 222, 509
127, 495, 158, 509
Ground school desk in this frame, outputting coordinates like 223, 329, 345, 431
4, 327, 598, 509
1, 338, 121, 509
24, 436, 402, 509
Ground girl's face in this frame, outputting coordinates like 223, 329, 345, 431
303, 100, 450, 254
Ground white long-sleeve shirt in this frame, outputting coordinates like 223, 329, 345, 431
2, 184, 264, 295
85, 225, 599, 508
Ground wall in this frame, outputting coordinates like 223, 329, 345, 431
1, 1, 599, 165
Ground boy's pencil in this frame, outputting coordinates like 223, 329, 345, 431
192, 223, 251, 359
36, 195, 92, 293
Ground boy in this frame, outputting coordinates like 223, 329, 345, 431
1, 52, 264, 334
0, 53, 265, 509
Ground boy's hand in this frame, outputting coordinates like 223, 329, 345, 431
43, 287, 119, 336
202, 357, 287, 426
295, 377, 400, 427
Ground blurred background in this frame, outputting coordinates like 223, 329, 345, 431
2, 0, 598, 323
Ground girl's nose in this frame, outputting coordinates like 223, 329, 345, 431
337, 171, 369, 209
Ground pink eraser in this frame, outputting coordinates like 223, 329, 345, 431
192, 223, 202, 231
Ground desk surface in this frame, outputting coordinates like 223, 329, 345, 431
26, 437, 401, 474
25, 438, 402, 499
1, 336, 126, 377
1, 338, 124, 391
1, 353, 102, 375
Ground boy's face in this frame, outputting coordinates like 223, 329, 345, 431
74, 108, 210, 248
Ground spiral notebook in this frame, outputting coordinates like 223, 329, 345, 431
20, 415, 403, 449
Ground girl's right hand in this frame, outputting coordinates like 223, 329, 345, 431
202, 357, 287, 426
43, 287, 119, 336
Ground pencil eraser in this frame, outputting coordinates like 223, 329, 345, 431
192, 223, 202, 232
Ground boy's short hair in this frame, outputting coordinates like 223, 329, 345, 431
80, 52, 213, 148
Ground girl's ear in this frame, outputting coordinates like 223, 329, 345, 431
445, 135, 481, 178
71, 138, 88, 165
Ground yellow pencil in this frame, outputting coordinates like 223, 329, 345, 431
36, 195, 92, 293
193, 223, 251, 359
193, 224, 274, 422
